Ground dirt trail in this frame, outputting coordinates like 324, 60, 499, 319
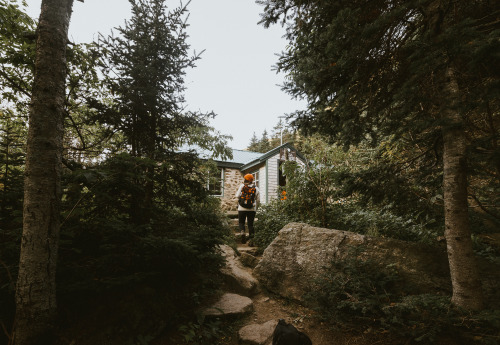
234, 242, 376, 345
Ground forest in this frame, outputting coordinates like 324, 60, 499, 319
1, 0, 499, 344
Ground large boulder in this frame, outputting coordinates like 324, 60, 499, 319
254, 223, 452, 302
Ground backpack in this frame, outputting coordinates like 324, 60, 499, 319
238, 184, 256, 209
272, 319, 312, 345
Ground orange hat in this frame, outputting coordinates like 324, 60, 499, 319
244, 174, 254, 182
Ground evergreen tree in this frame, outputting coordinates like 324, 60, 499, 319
14, 0, 75, 342
258, 0, 499, 310
0, 109, 25, 229
0, 0, 36, 108
98, 0, 201, 158
247, 131, 259, 151
98, 0, 208, 223
259, 129, 272, 152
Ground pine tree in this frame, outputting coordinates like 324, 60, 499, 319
247, 131, 259, 151
0, 110, 26, 228
259, 129, 272, 152
258, 0, 499, 310
14, 0, 75, 342
99, 0, 200, 158
98, 0, 202, 223
0, 0, 36, 106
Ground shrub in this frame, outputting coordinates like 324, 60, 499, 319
305, 247, 400, 326
253, 200, 297, 251
336, 204, 439, 243
306, 249, 500, 344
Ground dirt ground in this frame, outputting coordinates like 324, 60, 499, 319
156, 242, 408, 345
157, 286, 397, 345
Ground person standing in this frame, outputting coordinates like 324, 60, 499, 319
235, 174, 260, 244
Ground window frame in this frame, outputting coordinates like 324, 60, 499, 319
252, 170, 260, 189
207, 167, 224, 197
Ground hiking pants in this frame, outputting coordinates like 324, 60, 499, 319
238, 211, 256, 238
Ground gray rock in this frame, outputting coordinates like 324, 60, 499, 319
254, 222, 452, 302
202, 293, 254, 318
238, 319, 278, 345
219, 245, 260, 296
240, 252, 260, 268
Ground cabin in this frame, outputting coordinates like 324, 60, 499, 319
204, 143, 307, 211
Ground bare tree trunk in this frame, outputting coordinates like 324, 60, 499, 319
14, 0, 74, 343
442, 65, 484, 311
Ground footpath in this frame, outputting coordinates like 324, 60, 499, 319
199, 220, 344, 345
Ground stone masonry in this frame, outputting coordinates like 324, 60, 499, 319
220, 168, 244, 211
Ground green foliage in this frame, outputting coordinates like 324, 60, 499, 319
305, 247, 399, 325
253, 201, 297, 250
46, 152, 231, 342
246, 119, 300, 152
0, 0, 36, 107
179, 314, 230, 345
379, 295, 500, 344
0, 109, 25, 231
247, 129, 273, 153
0, 110, 24, 329
307, 251, 500, 344
97, 0, 207, 157
472, 235, 500, 264
337, 204, 438, 243
256, 0, 500, 263
59, 152, 229, 292
0, 1, 235, 342
253, 136, 442, 251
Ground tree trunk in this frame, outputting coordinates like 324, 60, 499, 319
14, 0, 74, 343
442, 65, 484, 311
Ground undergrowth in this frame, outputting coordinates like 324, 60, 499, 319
306, 249, 500, 345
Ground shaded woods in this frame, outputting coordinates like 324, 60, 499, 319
1, 0, 499, 344
1, 0, 231, 343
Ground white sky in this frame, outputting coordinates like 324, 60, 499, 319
22, 0, 306, 150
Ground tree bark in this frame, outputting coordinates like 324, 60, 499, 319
442, 65, 484, 311
14, 0, 74, 343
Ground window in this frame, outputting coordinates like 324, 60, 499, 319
279, 161, 286, 187
252, 171, 260, 188
207, 167, 223, 196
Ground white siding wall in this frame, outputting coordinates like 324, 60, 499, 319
266, 152, 281, 202
264, 151, 307, 203
258, 165, 267, 204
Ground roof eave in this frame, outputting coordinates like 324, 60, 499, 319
215, 161, 244, 169
240, 142, 306, 170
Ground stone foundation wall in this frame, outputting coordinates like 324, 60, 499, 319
220, 168, 243, 211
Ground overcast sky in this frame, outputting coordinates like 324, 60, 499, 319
22, 0, 306, 150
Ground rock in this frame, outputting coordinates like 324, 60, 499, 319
238, 245, 259, 256
254, 222, 452, 302
238, 320, 278, 345
219, 245, 260, 296
202, 293, 254, 318
240, 252, 260, 268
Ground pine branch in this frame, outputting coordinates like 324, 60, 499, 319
0, 68, 31, 98
469, 193, 500, 221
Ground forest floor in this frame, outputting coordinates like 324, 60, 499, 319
155, 242, 411, 345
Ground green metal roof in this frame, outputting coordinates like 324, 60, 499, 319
240, 143, 307, 171
181, 143, 306, 169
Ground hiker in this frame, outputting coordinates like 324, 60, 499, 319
235, 173, 260, 244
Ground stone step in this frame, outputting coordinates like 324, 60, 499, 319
237, 243, 259, 257
219, 245, 259, 296
202, 293, 254, 319
238, 320, 277, 345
